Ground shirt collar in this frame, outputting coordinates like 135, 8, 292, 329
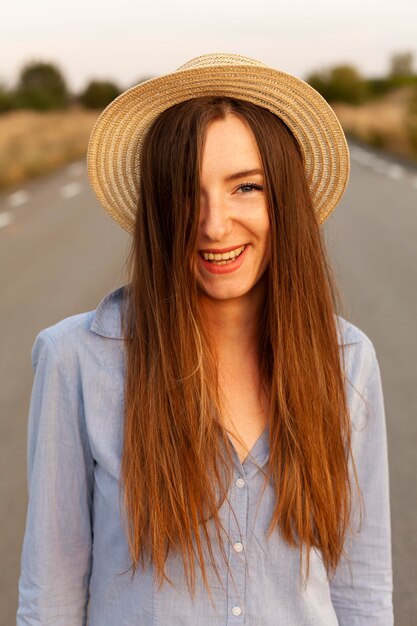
89, 285, 358, 347
89, 286, 126, 339
235, 426, 270, 479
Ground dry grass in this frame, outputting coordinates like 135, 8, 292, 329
332, 88, 417, 160
0, 108, 99, 189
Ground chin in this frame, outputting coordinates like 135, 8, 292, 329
198, 283, 257, 302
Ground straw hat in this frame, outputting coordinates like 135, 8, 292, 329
87, 53, 350, 233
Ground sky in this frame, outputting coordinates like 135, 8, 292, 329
2, 0, 417, 93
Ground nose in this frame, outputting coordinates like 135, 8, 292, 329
199, 194, 232, 242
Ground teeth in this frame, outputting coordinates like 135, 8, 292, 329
202, 245, 245, 262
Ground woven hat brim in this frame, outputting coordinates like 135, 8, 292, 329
88, 65, 350, 234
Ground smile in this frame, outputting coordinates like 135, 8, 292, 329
200, 245, 246, 265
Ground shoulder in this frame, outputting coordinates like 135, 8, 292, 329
32, 286, 126, 370
336, 315, 379, 391
336, 315, 374, 352
336, 316, 384, 427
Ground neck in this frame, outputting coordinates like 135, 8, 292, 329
198, 287, 265, 359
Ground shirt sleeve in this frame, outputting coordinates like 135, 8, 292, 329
329, 341, 394, 625
17, 329, 94, 626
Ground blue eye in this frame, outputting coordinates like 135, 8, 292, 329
237, 182, 264, 193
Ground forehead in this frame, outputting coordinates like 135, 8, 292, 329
201, 113, 262, 174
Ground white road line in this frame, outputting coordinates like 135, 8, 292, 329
7, 190, 29, 208
0, 212, 14, 229
349, 147, 415, 186
60, 182, 82, 199
357, 152, 376, 167
66, 162, 84, 177
371, 160, 389, 175
386, 164, 405, 180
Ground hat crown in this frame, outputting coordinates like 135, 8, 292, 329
177, 53, 266, 72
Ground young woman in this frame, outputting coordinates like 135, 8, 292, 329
17, 54, 393, 625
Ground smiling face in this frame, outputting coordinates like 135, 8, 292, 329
195, 113, 271, 306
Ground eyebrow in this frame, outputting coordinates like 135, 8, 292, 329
225, 168, 264, 181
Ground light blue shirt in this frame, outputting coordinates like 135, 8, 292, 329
17, 287, 393, 625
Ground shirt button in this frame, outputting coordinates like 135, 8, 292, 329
232, 605, 242, 616
233, 541, 244, 553
235, 478, 245, 488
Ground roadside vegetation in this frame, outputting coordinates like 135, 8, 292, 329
0, 108, 100, 188
306, 53, 417, 161
0, 61, 148, 190
0, 54, 416, 190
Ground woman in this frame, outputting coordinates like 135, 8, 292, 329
18, 54, 393, 624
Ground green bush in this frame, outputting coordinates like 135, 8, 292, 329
0, 84, 16, 113
79, 80, 121, 109
387, 74, 417, 89
365, 78, 392, 99
16, 61, 68, 110
306, 64, 369, 104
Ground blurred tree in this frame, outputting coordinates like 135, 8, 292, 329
0, 83, 15, 113
389, 52, 414, 78
16, 61, 68, 110
306, 64, 368, 104
366, 78, 392, 98
80, 80, 121, 109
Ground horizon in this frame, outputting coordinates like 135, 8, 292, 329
2, 0, 417, 91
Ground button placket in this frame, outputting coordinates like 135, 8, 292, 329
226, 472, 248, 623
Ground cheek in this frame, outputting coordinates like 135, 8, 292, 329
248, 208, 270, 235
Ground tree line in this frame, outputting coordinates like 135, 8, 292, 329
306, 52, 417, 104
0, 52, 416, 114
0, 62, 150, 113
306, 52, 417, 156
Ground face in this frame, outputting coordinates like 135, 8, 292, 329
194, 113, 271, 305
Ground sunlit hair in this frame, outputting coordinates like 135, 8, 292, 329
121, 96, 355, 594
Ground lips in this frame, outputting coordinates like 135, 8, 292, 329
200, 245, 246, 263
198, 244, 249, 274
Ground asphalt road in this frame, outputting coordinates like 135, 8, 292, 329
1, 145, 416, 625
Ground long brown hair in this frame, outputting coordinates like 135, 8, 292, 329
121, 96, 354, 593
